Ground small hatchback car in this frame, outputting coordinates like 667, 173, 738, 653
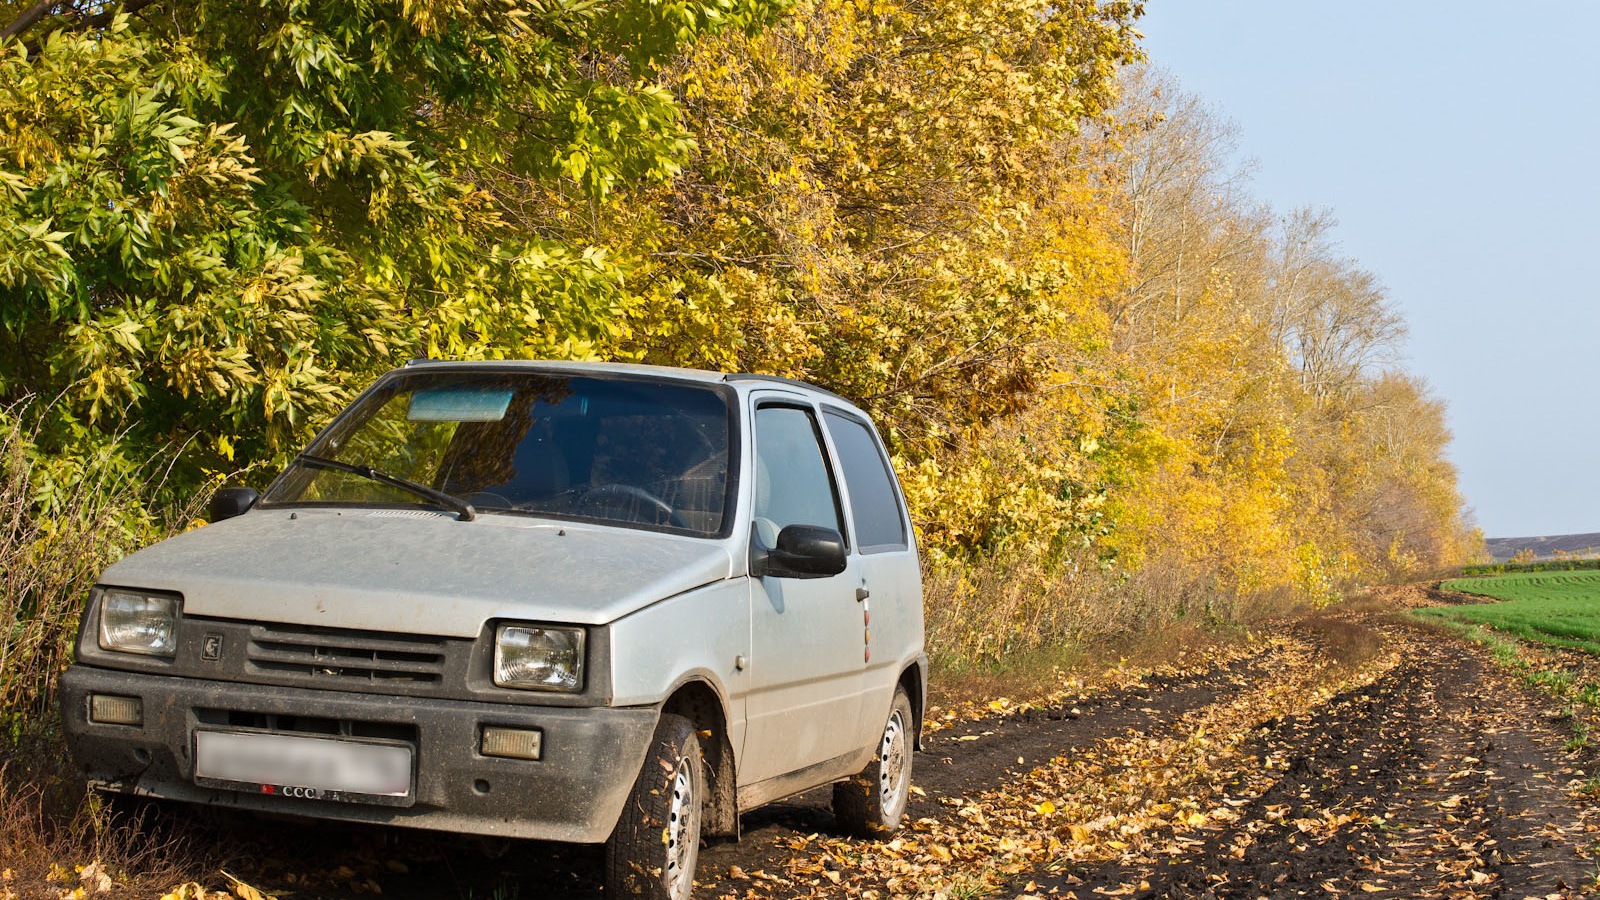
61, 360, 926, 899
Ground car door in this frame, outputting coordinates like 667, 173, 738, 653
739, 398, 867, 785
820, 407, 922, 745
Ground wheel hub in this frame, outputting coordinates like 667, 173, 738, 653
879, 709, 909, 816
665, 755, 700, 899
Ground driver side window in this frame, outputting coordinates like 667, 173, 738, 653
752, 405, 846, 544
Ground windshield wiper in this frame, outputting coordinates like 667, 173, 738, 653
295, 454, 477, 522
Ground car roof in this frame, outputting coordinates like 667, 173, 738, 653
404, 358, 726, 383
401, 359, 856, 406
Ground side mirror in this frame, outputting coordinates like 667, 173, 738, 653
209, 486, 259, 522
753, 524, 847, 579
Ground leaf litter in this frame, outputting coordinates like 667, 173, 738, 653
82, 604, 1599, 900
698, 615, 1598, 900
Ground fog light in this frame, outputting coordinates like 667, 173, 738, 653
481, 726, 542, 760
89, 694, 143, 726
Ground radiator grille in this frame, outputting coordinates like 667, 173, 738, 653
246, 623, 447, 686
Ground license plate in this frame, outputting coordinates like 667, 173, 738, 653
194, 731, 413, 803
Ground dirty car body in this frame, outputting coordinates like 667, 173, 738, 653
60, 361, 927, 885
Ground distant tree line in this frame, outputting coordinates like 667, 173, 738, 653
1459, 558, 1600, 577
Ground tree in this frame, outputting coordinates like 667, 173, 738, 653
0, 0, 783, 489
1099, 67, 1473, 599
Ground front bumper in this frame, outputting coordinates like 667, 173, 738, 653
60, 664, 658, 843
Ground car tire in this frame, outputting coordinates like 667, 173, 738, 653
833, 687, 914, 837
605, 713, 704, 900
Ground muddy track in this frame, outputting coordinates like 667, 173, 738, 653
173, 618, 1599, 899
690, 646, 1284, 898
1025, 626, 1597, 898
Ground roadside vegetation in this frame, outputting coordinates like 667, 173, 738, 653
0, 0, 1483, 895
0, 406, 201, 895
1458, 558, 1600, 576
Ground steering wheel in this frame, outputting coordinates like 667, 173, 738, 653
578, 483, 688, 529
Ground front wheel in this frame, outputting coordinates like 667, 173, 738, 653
833, 687, 914, 837
606, 713, 704, 900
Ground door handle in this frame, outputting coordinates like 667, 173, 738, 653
855, 587, 870, 602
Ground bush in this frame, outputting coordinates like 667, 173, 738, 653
922, 546, 1281, 674
0, 401, 189, 752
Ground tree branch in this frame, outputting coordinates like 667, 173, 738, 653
0, 0, 60, 42
3, 0, 162, 52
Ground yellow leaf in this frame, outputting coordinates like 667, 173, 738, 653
222, 871, 276, 900
78, 862, 112, 894
1034, 800, 1056, 816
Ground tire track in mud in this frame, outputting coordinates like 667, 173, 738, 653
1019, 624, 1598, 899
699, 623, 1372, 900
690, 646, 1284, 898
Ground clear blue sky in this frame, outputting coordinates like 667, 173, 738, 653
1137, 2, 1600, 539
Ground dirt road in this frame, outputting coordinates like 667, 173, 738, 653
191, 611, 1599, 899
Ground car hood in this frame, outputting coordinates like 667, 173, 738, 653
98, 508, 736, 636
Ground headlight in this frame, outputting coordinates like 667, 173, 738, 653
493, 624, 584, 692
98, 590, 180, 657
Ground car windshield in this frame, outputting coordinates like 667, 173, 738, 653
263, 370, 735, 537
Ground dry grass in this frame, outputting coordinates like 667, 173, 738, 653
923, 548, 1286, 671
921, 547, 1311, 710
0, 401, 204, 895
0, 771, 206, 897
1297, 614, 1385, 671
924, 619, 1240, 714
1, 410, 170, 743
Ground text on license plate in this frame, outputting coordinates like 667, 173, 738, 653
194, 731, 412, 798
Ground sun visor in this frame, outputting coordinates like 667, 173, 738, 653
407, 387, 513, 422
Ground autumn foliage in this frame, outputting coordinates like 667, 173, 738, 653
0, 0, 1476, 679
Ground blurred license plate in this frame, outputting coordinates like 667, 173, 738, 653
194, 731, 413, 802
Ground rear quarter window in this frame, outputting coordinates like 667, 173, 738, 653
823, 410, 909, 553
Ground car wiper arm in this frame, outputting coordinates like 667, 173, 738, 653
295, 454, 477, 522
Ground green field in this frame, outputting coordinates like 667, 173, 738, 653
1415, 572, 1600, 654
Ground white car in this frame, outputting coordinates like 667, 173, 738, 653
61, 360, 927, 900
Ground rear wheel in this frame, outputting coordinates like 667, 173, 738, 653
833, 687, 914, 837
606, 713, 704, 900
